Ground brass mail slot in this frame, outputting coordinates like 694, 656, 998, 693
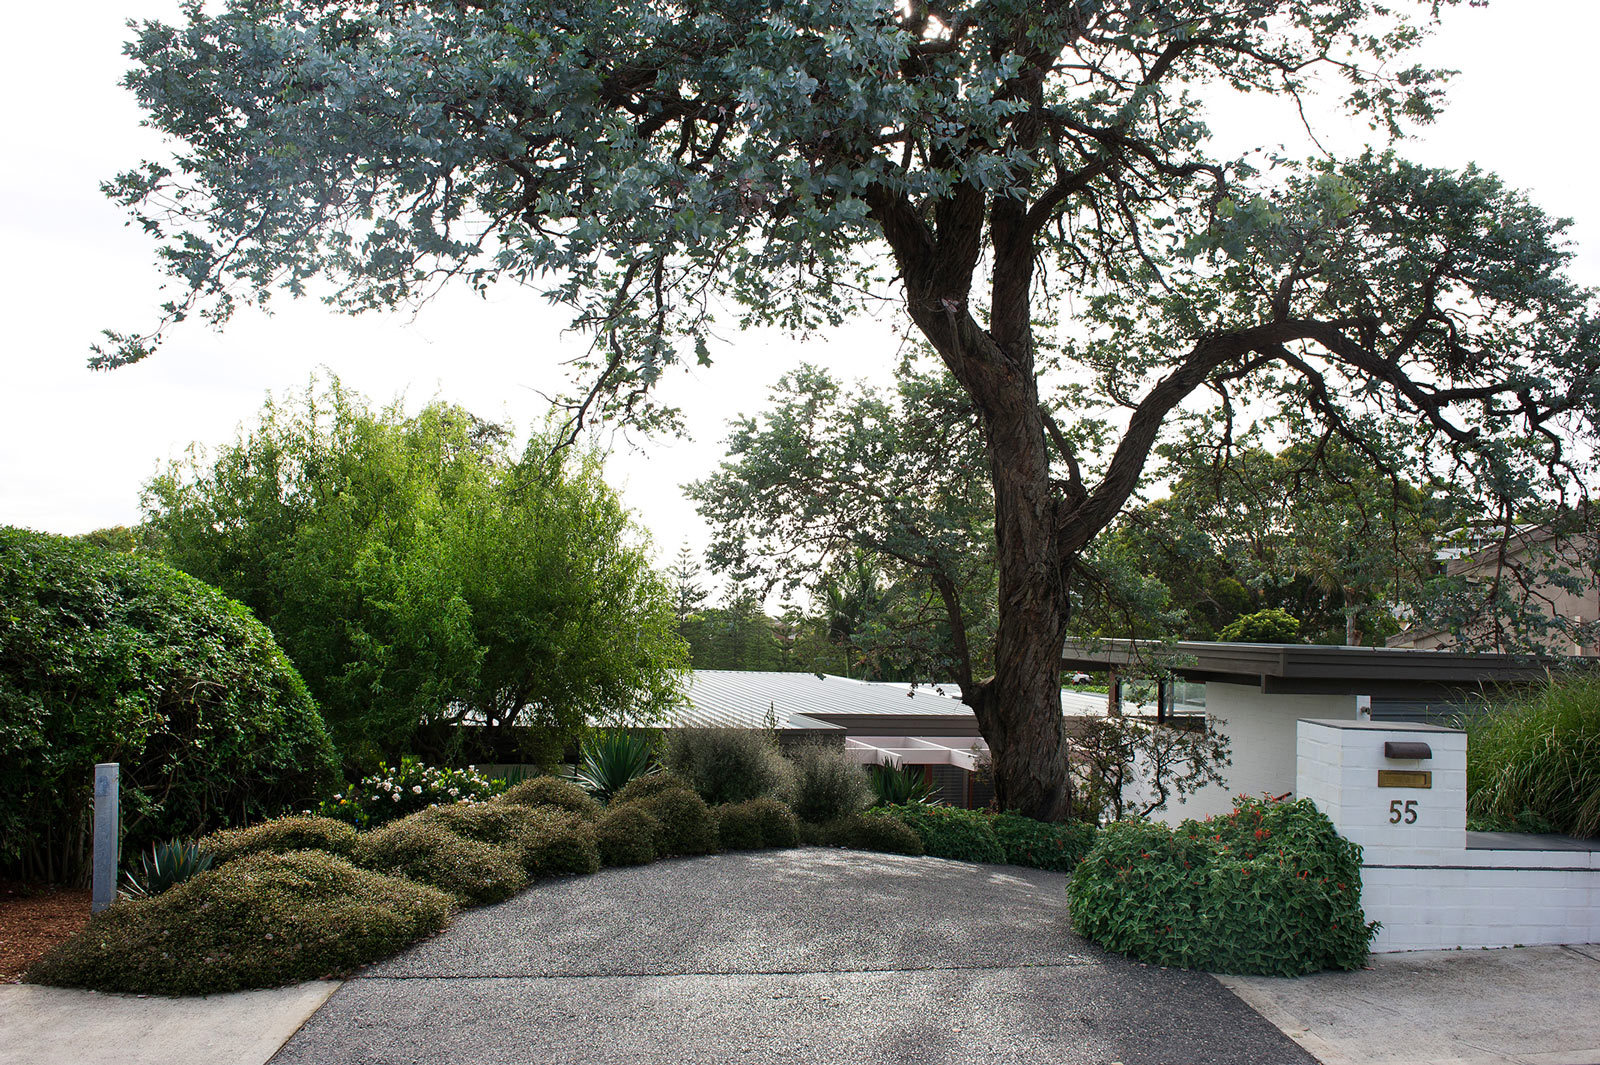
1378, 770, 1431, 789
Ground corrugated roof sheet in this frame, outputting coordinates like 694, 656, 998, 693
674, 671, 969, 730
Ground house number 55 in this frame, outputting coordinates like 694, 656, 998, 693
1389, 800, 1418, 824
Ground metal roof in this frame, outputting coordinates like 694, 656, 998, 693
674, 671, 971, 730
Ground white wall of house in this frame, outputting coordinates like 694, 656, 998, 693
1132, 683, 1361, 824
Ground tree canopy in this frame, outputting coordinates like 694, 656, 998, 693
104, 0, 1600, 818
143, 379, 686, 765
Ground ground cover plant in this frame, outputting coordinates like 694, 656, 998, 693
353, 817, 527, 906
1468, 676, 1600, 837
1067, 797, 1376, 977
200, 816, 358, 864
0, 526, 337, 883
27, 851, 452, 995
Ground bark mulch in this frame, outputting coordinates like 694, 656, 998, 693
0, 880, 91, 982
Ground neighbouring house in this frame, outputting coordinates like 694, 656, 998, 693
674, 670, 1107, 809
1059, 638, 1580, 822
1388, 523, 1599, 654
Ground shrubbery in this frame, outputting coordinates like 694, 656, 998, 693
518, 809, 602, 877
612, 772, 696, 806
990, 813, 1097, 872
200, 816, 358, 864
27, 851, 452, 995
880, 804, 1005, 863
1468, 676, 1600, 837
616, 781, 718, 857
320, 758, 504, 829
715, 798, 800, 850
788, 744, 871, 824
353, 817, 526, 905
668, 728, 793, 806
0, 527, 337, 882
1067, 797, 1376, 976
499, 775, 603, 822
810, 811, 926, 856
594, 804, 660, 866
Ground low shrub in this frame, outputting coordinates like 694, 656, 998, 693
1468, 676, 1600, 837
840, 812, 925, 856
353, 818, 526, 906
626, 788, 718, 857
990, 813, 1097, 872
611, 772, 695, 807
715, 798, 800, 851
519, 808, 602, 878
498, 776, 603, 822
788, 745, 871, 824
415, 802, 541, 851
200, 816, 358, 864
323, 759, 505, 830
880, 804, 1004, 863
594, 804, 660, 866
1067, 796, 1377, 977
27, 850, 451, 995
668, 728, 793, 806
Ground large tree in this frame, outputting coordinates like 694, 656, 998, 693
103, 0, 1599, 818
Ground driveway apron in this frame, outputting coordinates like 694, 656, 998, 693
270, 848, 1315, 1065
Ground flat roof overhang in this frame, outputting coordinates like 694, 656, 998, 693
1061, 639, 1595, 698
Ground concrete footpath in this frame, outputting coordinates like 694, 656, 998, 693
0, 979, 337, 1065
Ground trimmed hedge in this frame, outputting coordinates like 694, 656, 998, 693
497, 776, 602, 822
25, 851, 451, 995
0, 527, 337, 882
353, 817, 526, 905
668, 728, 793, 806
990, 813, 1097, 872
619, 784, 718, 857
715, 798, 800, 850
595, 804, 660, 866
1067, 797, 1376, 976
879, 805, 1004, 863
520, 808, 602, 878
199, 816, 357, 864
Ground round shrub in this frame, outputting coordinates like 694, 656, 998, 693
716, 797, 800, 851
1067, 797, 1376, 977
520, 808, 602, 878
787, 745, 871, 824
497, 776, 602, 822
667, 728, 794, 806
881, 804, 1004, 863
1468, 675, 1600, 837
612, 772, 696, 807
747, 797, 800, 848
841, 812, 925, 856
0, 527, 337, 882
990, 812, 1097, 872
595, 804, 660, 866
199, 816, 357, 865
353, 818, 527, 906
26, 850, 451, 995
630, 788, 718, 857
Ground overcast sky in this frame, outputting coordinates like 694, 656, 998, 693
3, 1, 1598, 584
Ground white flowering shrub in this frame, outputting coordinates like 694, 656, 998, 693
318, 757, 506, 829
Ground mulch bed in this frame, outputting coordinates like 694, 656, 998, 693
0, 880, 91, 982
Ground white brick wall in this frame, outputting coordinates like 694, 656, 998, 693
1297, 719, 1600, 952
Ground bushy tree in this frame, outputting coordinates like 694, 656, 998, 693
143, 379, 686, 765
101, 0, 1600, 817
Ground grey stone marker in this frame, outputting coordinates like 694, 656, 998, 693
92, 762, 120, 914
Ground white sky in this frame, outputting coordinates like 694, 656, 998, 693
3, 1, 1598, 580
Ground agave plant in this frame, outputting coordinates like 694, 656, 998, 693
121, 838, 214, 899
572, 729, 659, 803
869, 761, 942, 807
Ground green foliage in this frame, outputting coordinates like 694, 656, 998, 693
878, 804, 1004, 864
787, 744, 872, 824
573, 730, 659, 804
611, 773, 696, 807
142, 378, 687, 764
498, 775, 603, 822
868, 762, 940, 807
834, 811, 926, 856
619, 786, 719, 857
199, 817, 358, 865
1217, 608, 1304, 644
0, 526, 337, 882
1071, 716, 1233, 823
715, 798, 800, 851
321, 757, 505, 829
120, 839, 214, 899
353, 817, 527, 906
27, 851, 452, 995
667, 728, 793, 806
1468, 676, 1600, 837
517, 809, 602, 878
1067, 798, 1376, 976
594, 805, 661, 867
989, 814, 1097, 872
414, 802, 541, 851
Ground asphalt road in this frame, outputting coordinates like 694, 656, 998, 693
270, 848, 1316, 1065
